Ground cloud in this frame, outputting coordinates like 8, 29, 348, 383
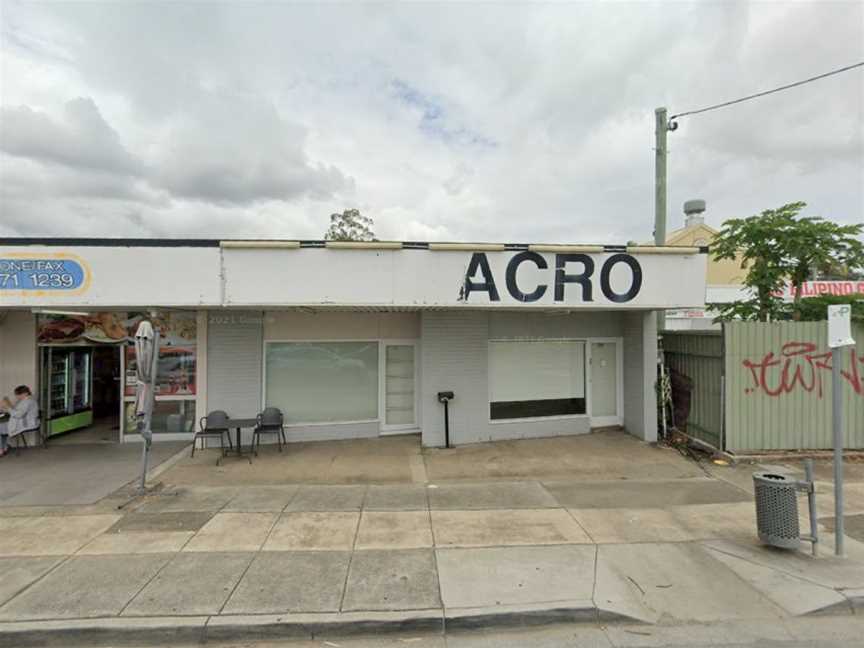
1, 94, 353, 208
0, 1, 861, 241
150, 92, 353, 205
0, 98, 141, 175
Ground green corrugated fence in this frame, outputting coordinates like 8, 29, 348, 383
663, 331, 724, 449
664, 322, 864, 453
724, 321, 864, 452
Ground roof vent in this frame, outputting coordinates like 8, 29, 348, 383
683, 199, 706, 227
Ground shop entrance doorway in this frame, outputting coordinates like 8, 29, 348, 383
35, 310, 199, 445
381, 341, 418, 433
588, 339, 623, 428
40, 344, 122, 444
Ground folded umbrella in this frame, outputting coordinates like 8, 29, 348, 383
134, 320, 160, 491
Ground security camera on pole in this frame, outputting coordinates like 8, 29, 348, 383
828, 304, 855, 556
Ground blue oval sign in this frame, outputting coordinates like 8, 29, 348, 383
0, 258, 88, 291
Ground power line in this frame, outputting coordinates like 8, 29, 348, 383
670, 61, 864, 120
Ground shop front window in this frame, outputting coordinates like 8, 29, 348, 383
124, 400, 197, 434
265, 341, 379, 424
35, 310, 199, 438
124, 346, 196, 397
121, 311, 198, 435
489, 339, 586, 420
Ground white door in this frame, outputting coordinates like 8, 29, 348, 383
381, 342, 418, 433
590, 340, 622, 427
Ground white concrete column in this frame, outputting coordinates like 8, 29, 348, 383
195, 309, 208, 424
0, 311, 37, 398
641, 310, 659, 443
622, 310, 659, 443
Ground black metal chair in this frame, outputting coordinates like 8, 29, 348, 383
193, 410, 233, 459
251, 407, 287, 455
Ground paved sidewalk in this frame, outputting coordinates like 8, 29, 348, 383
158, 431, 709, 485
2, 480, 864, 646
0, 442, 187, 507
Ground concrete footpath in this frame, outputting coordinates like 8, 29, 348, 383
0, 441, 187, 507
3, 476, 864, 647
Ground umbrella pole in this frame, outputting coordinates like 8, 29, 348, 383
139, 436, 150, 492
137, 329, 159, 495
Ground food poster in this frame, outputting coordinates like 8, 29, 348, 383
124, 345, 196, 396
38, 312, 130, 344
124, 312, 197, 396
37, 312, 198, 397
37, 311, 197, 346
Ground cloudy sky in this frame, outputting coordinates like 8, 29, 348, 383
1, 1, 862, 243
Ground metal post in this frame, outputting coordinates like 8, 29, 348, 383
443, 400, 450, 449
719, 374, 726, 452
832, 346, 845, 556
139, 438, 150, 491
654, 107, 668, 332
804, 459, 818, 557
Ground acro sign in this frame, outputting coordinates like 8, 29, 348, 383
460, 251, 642, 304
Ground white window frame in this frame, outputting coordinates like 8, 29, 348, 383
120, 311, 203, 444
487, 336, 624, 427
487, 337, 590, 424
118, 343, 125, 441
262, 338, 382, 427
121, 396, 199, 443
587, 337, 624, 428
262, 338, 422, 435
379, 339, 421, 434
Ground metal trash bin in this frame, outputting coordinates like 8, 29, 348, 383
753, 472, 801, 549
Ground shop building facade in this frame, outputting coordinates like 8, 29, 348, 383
0, 239, 707, 447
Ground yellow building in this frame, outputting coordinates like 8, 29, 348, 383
663, 200, 747, 330
665, 221, 746, 286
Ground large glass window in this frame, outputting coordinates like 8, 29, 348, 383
265, 342, 379, 424
121, 311, 198, 435
489, 339, 586, 420
124, 346, 197, 397
124, 400, 197, 434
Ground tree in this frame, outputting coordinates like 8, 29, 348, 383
324, 209, 377, 242
711, 203, 798, 322
710, 202, 864, 322
784, 213, 864, 317
795, 294, 864, 323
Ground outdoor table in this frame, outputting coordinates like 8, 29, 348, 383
223, 417, 257, 462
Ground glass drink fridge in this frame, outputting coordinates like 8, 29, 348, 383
44, 347, 94, 437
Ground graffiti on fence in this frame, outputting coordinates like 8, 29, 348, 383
742, 342, 864, 398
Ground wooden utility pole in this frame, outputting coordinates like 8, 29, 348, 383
655, 106, 668, 331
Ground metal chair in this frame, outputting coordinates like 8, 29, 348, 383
2, 407, 39, 455
9, 427, 37, 455
251, 407, 287, 455
193, 410, 233, 459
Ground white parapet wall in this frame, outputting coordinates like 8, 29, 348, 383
1, 242, 707, 311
